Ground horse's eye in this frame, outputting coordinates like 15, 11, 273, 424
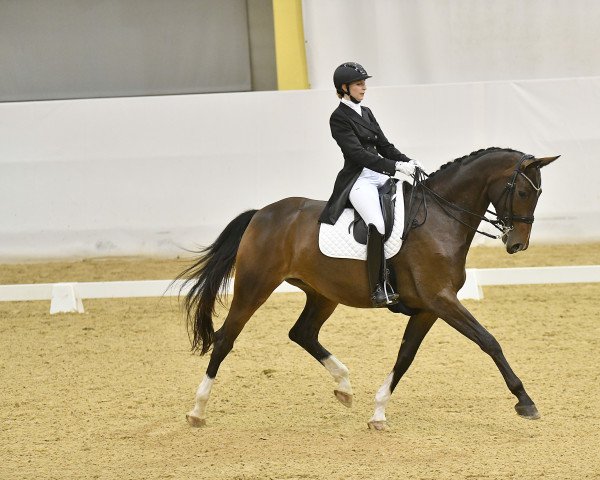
518, 190, 527, 199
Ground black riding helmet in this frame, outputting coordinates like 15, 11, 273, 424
333, 62, 372, 103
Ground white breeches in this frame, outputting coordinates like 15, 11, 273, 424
349, 175, 387, 235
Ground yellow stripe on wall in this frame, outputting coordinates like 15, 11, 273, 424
272, 0, 309, 90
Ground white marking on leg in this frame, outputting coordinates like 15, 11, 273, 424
188, 374, 214, 420
369, 372, 394, 423
321, 355, 352, 395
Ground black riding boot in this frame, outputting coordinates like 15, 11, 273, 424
366, 224, 400, 307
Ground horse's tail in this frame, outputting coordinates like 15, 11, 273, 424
176, 209, 259, 355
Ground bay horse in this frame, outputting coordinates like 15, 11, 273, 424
178, 147, 559, 429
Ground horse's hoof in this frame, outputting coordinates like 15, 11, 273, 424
367, 420, 387, 431
515, 403, 540, 420
334, 389, 353, 408
186, 413, 207, 427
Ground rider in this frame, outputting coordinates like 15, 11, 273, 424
318, 62, 423, 308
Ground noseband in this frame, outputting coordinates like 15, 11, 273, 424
407, 154, 541, 240
494, 154, 541, 231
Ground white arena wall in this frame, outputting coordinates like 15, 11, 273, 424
1, 76, 599, 260
303, 0, 600, 88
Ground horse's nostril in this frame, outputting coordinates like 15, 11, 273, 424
509, 243, 522, 254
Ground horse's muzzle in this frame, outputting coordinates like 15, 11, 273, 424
503, 226, 530, 254
507, 243, 523, 254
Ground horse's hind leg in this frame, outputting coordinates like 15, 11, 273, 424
186, 275, 281, 427
368, 312, 437, 430
287, 287, 351, 406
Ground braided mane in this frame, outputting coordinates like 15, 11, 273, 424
426, 147, 522, 180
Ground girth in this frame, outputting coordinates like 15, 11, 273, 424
349, 178, 398, 244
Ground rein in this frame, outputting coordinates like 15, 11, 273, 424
405, 154, 540, 240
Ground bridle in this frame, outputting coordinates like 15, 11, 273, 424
494, 154, 542, 230
405, 154, 542, 240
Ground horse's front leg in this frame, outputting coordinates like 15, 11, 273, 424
433, 291, 539, 420
368, 312, 437, 430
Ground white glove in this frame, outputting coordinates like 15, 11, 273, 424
395, 161, 416, 176
409, 159, 426, 172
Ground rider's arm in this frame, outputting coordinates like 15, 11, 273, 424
330, 112, 396, 175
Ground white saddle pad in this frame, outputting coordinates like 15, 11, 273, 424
318, 190, 405, 261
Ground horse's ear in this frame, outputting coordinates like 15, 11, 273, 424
523, 155, 560, 169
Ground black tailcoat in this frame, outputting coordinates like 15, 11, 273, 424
318, 102, 411, 225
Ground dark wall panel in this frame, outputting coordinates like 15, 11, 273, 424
0, 0, 252, 101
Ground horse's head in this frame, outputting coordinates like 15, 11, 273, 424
489, 154, 560, 254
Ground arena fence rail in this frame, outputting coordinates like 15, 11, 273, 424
0, 265, 598, 314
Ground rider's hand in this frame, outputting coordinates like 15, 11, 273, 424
395, 160, 416, 176
409, 159, 426, 172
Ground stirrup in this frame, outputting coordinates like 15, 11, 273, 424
371, 284, 400, 308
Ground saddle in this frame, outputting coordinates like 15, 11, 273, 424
349, 178, 398, 244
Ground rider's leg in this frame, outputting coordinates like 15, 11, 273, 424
349, 179, 385, 235
366, 224, 399, 307
349, 180, 399, 307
